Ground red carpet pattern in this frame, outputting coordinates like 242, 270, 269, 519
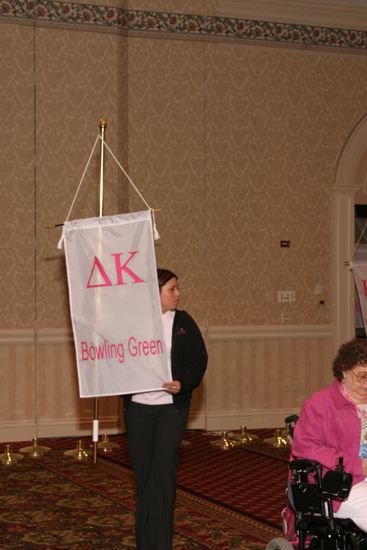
176, 431, 288, 528
1, 429, 287, 547
99, 429, 289, 529
0, 448, 281, 549
3, 430, 288, 528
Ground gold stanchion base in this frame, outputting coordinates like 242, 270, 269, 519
263, 429, 290, 449
19, 437, 51, 458
211, 431, 240, 451
97, 434, 120, 454
0, 445, 24, 466
64, 440, 91, 461
229, 425, 258, 446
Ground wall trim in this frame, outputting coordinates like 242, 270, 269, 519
208, 324, 333, 340
0, 1, 366, 51
0, 329, 34, 344
37, 327, 74, 344
0, 324, 334, 345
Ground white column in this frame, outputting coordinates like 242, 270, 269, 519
332, 185, 360, 351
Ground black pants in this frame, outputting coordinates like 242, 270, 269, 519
124, 402, 189, 550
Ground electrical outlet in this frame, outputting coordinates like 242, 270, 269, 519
277, 290, 296, 302
281, 312, 291, 324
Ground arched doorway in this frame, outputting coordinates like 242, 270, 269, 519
333, 113, 367, 349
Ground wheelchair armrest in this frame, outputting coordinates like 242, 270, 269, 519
290, 459, 323, 476
285, 414, 299, 424
321, 469, 352, 500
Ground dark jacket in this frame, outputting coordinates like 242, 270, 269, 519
123, 309, 208, 410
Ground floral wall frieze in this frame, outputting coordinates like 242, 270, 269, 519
1, 0, 367, 50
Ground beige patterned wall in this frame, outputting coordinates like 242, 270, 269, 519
128, 38, 367, 326
0, 24, 35, 330
127, 36, 208, 324
35, 26, 129, 329
205, 46, 367, 326
1, 3, 367, 440
0, 21, 129, 439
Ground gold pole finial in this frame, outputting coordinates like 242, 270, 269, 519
99, 118, 107, 129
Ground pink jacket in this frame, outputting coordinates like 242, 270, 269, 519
291, 379, 364, 510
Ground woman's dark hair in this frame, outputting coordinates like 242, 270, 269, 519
157, 268, 177, 291
333, 338, 367, 380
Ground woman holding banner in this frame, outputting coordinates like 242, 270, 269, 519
123, 268, 208, 550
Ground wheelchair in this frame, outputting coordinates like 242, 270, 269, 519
266, 457, 367, 550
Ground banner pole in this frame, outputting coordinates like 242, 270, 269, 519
92, 118, 107, 464
98, 118, 107, 218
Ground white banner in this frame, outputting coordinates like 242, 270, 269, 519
62, 211, 171, 398
352, 260, 367, 336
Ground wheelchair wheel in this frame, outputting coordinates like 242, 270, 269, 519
265, 537, 294, 550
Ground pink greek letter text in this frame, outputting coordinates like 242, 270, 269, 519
112, 251, 144, 285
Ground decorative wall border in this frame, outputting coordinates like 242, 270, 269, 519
1, 0, 367, 50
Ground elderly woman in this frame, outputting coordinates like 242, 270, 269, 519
292, 338, 367, 532
123, 268, 208, 550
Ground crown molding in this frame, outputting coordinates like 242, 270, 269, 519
216, 0, 367, 31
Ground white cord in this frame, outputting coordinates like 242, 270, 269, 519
102, 139, 161, 241
57, 134, 160, 249
102, 139, 151, 210
57, 134, 100, 249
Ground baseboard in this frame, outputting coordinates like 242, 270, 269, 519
0, 417, 123, 443
204, 408, 300, 431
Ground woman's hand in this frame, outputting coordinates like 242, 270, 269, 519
163, 380, 181, 394
362, 458, 367, 476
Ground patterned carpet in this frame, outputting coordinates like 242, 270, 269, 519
101, 429, 289, 529
0, 430, 287, 549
